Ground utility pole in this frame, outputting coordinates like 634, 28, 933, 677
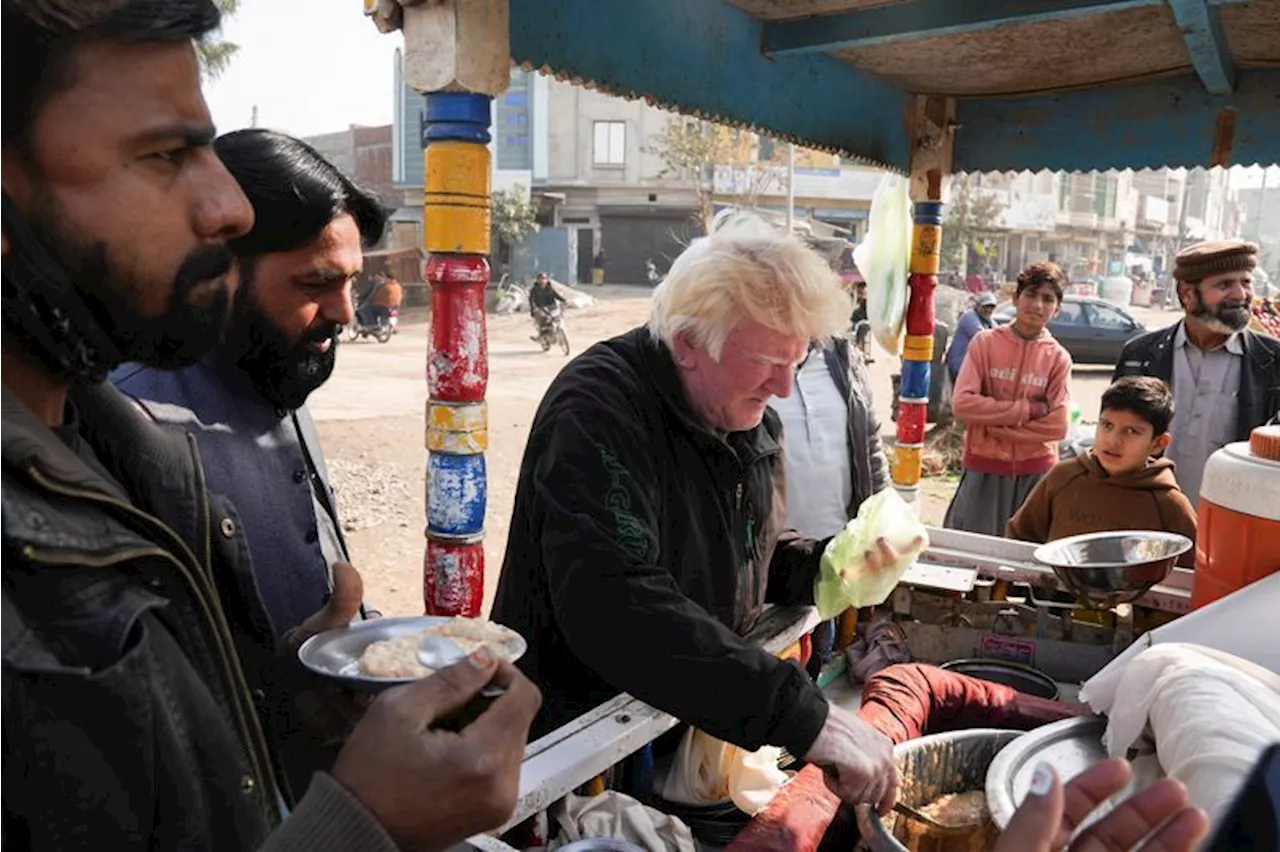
250, 104, 259, 128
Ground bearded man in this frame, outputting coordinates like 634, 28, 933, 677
1114, 240, 1280, 506
114, 128, 386, 635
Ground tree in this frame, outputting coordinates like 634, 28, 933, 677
490, 185, 539, 279
197, 0, 240, 81
940, 174, 1005, 273
643, 121, 788, 234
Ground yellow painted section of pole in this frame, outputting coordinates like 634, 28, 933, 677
891, 444, 924, 487
910, 222, 941, 275
424, 141, 491, 254
426, 401, 488, 453
901, 333, 935, 362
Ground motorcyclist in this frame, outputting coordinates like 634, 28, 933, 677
529, 272, 567, 341
353, 272, 384, 328
850, 280, 873, 364
370, 272, 402, 327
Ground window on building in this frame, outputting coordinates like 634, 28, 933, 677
593, 121, 626, 166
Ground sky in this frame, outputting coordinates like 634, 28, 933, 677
202, 0, 402, 138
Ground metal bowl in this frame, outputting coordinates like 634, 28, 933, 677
1033, 531, 1192, 609
985, 715, 1109, 829
856, 729, 1022, 852
297, 615, 527, 692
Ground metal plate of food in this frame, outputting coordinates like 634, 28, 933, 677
985, 715, 1109, 829
297, 615, 528, 692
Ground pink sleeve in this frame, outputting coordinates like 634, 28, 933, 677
949, 334, 1030, 426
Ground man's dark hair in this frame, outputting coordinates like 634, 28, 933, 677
213, 129, 388, 260
1101, 376, 1175, 436
1015, 261, 1067, 304
3, 0, 221, 148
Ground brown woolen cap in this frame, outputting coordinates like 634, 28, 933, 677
1173, 240, 1258, 282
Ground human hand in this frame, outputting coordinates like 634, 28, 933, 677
280, 561, 371, 747
1028, 399, 1051, 420
857, 536, 926, 576
332, 648, 542, 852
994, 758, 1209, 852
282, 560, 366, 652
803, 703, 898, 814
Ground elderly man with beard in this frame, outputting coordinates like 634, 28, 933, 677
3, 4, 540, 850
114, 129, 382, 639
1114, 240, 1280, 507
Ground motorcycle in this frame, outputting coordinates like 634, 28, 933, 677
345, 305, 398, 344
532, 304, 570, 355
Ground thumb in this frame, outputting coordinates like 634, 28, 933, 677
388, 647, 500, 723
996, 762, 1064, 852
285, 561, 365, 650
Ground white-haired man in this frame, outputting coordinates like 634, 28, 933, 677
492, 215, 901, 813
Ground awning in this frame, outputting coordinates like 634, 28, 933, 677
502, 0, 1280, 174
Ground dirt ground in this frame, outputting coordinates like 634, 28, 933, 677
310, 287, 1180, 618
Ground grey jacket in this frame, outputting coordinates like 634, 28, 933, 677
822, 336, 891, 515
1, 383, 396, 852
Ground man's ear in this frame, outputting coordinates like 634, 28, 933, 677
1151, 432, 1172, 456
671, 331, 699, 370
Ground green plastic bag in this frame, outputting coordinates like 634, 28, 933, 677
814, 488, 930, 620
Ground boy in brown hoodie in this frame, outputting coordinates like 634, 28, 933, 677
1007, 376, 1197, 566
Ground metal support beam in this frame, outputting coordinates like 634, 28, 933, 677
1165, 0, 1236, 95
765, 0, 1157, 55
763, 0, 1248, 55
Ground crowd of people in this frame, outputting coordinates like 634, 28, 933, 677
3, 2, 1272, 851
938, 241, 1278, 545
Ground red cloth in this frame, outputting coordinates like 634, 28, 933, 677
856, 663, 1090, 745
723, 664, 1089, 852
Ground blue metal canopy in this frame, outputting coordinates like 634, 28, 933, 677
508, 0, 1280, 173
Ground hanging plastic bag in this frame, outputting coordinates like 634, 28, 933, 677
814, 488, 930, 620
853, 174, 913, 356
658, 728, 791, 816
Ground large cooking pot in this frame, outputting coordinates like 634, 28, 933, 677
938, 658, 1061, 701
856, 729, 1022, 852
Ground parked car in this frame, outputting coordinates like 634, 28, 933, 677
991, 294, 1146, 365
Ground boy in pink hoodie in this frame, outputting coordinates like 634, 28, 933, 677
944, 262, 1073, 535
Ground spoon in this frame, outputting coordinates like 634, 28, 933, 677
417, 634, 506, 698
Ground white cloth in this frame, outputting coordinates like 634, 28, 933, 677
1080, 571, 1280, 712
1099, 643, 1280, 832
770, 352, 853, 539
657, 728, 791, 816
546, 791, 696, 852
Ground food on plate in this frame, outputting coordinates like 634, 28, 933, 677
917, 790, 990, 827
357, 619, 516, 679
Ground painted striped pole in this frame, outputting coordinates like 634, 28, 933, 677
891, 202, 943, 494
423, 92, 493, 616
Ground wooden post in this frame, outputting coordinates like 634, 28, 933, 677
892, 96, 955, 499
402, 0, 510, 615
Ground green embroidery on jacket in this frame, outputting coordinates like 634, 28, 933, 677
601, 448, 649, 560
